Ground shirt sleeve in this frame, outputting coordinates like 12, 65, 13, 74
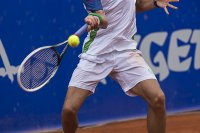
81, 0, 103, 12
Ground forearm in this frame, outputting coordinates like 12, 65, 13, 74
136, 0, 157, 12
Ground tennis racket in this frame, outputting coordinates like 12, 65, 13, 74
17, 24, 87, 92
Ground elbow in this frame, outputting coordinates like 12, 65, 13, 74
136, 7, 145, 13
136, 8, 143, 13
136, 0, 146, 13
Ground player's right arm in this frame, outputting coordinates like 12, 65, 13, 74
82, 0, 108, 31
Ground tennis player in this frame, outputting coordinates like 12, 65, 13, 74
62, 0, 179, 133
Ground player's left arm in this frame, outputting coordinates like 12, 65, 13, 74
136, 0, 179, 14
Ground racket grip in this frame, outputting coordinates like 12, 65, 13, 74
74, 24, 88, 37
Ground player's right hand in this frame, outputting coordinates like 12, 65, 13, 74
85, 15, 100, 31
85, 10, 108, 32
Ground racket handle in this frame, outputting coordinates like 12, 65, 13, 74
74, 24, 88, 37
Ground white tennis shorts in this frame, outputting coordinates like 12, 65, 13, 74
68, 49, 156, 96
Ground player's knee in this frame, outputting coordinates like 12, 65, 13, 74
151, 93, 166, 111
62, 105, 77, 117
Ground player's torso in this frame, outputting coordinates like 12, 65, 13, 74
99, 0, 137, 34
101, 0, 136, 20
82, 0, 137, 55
101, 0, 136, 13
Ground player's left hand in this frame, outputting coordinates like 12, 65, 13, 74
156, 0, 179, 15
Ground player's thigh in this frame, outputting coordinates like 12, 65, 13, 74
110, 49, 157, 97
64, 57, 112, 111
63, 87, 92, 112
128, 79, 165, 106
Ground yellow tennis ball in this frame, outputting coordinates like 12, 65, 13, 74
68, 35, 80, 47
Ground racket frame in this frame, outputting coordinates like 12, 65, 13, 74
17, 24, 87, 92
17, 45, 61, 92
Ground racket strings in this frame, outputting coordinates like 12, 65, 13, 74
20, 48, 59, 89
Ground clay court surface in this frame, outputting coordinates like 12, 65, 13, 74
43, 111, 200, 133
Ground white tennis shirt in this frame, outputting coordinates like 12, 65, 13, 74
82, 0, 137, 55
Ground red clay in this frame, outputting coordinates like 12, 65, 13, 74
44, 112, 200, 133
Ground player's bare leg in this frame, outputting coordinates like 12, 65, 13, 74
62, 87, 91, 133
128, 79, 166, 133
